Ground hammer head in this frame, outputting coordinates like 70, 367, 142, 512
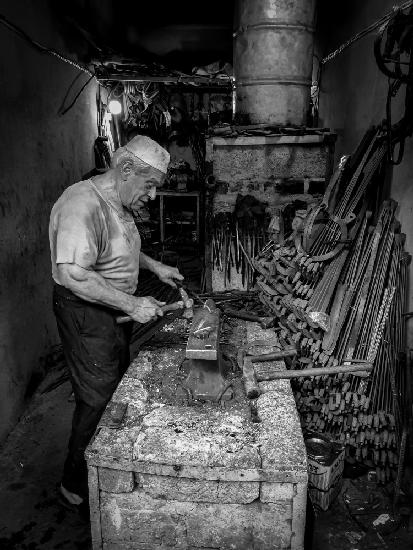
259, 317, 276, 329
179, 287, 194, 319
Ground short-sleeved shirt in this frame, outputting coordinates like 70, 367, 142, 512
49, 179, 141, 295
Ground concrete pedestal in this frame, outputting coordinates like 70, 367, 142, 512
86, 320, 307, 549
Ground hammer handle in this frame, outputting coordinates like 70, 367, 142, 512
116, 301, 183, 324
224, 308, 273, 327
256, 363, 373, 380
224, 308, 261, 322
251, 350, 297, 363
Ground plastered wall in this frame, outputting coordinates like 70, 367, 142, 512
317, 0, 413, 344
0, 1, 97, 442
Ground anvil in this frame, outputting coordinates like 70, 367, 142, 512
181, 299, 232, 402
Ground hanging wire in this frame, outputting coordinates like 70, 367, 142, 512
321, 0, 413, 65
59, 74, 95, 116
0, 13, 95, 77
0, 12, 98, 116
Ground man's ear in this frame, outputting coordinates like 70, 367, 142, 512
120, 159, 134, 180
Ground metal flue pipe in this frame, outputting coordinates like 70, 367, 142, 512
233, 0, 317, 125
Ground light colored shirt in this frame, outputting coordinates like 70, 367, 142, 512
49, 179, 141, 295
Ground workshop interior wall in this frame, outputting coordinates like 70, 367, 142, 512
317, 0, 413, 344
0, 1, 97, 443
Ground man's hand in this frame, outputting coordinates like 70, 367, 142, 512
153, 263, 184, 288
127, 296, 166, 323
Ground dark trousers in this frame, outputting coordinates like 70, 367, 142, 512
53, 284, 132, 497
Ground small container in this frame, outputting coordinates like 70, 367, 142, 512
305, 432, 345, 511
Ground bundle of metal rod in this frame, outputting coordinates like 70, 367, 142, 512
308, 128, 387, 261
367, 238, 410, 442
210, 213, 267, 288
253, 131, 409, 482
287, 206, 408, 483
294, 372, 399, 484
198, 290, 261, 308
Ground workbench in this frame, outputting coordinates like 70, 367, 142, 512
85, 317, 308, 550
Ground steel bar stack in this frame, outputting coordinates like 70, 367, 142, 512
254, 128, 410, 483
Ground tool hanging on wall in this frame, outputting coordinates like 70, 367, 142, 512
210, 195, 268, 289
374, 5, 413, 164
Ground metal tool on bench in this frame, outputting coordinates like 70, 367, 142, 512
178, 287, 194, 319
223, 307, 275, 329
116, 300, 184, 324
115, 281, 195, 324
180, 298, 232, 402
250, 349, 298, 362
175, 280, 205, 306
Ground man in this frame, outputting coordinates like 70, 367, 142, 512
49, 135, 183, 510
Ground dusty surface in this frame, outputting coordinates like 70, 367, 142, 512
87, 318, 307, 483
0, 316, 411, 548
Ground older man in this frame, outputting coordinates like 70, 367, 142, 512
49, 135, 183, 510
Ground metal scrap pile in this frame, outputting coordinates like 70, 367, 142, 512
255, 127, 411, 483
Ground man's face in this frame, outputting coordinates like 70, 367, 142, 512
119, 165, 166, 216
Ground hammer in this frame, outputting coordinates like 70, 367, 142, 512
175, 281, 204, 306
250, 349, 298, 362
223, 308, 275, 329
116, 300, 184, 324
178, 287, 194, 319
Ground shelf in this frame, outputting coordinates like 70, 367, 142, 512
157, 191, 200, 197
165, 221, 195, 225
97, 73, 232, 88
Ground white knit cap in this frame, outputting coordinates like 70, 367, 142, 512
125, 135, 170, 174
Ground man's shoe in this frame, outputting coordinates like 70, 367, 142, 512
57, 483, 89, 520
59, 484, 84, 505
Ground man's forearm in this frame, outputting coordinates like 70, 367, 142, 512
57, 264, 136, 314
139, 251, 183, 287
139, 251, 162, 272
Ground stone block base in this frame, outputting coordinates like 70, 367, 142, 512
101, 491, 292, 549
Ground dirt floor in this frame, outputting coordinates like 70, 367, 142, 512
0, 378, 90, 549
0, 365, 412, 550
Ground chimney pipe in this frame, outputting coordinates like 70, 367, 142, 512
233, 0, 317, 126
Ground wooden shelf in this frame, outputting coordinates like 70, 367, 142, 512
158, 191, 200, 197
97, 74, 233, 89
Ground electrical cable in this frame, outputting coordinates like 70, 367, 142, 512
0, 13, 94, 77
59, 74, 95, 116
373, 7, 413, 165
0, 12, 100, 116
321, 0, 413, 65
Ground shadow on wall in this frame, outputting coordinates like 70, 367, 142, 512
0, 0, 97, 443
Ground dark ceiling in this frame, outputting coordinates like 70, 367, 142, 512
53, 0, 358, 74
54, 0, 235, 72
